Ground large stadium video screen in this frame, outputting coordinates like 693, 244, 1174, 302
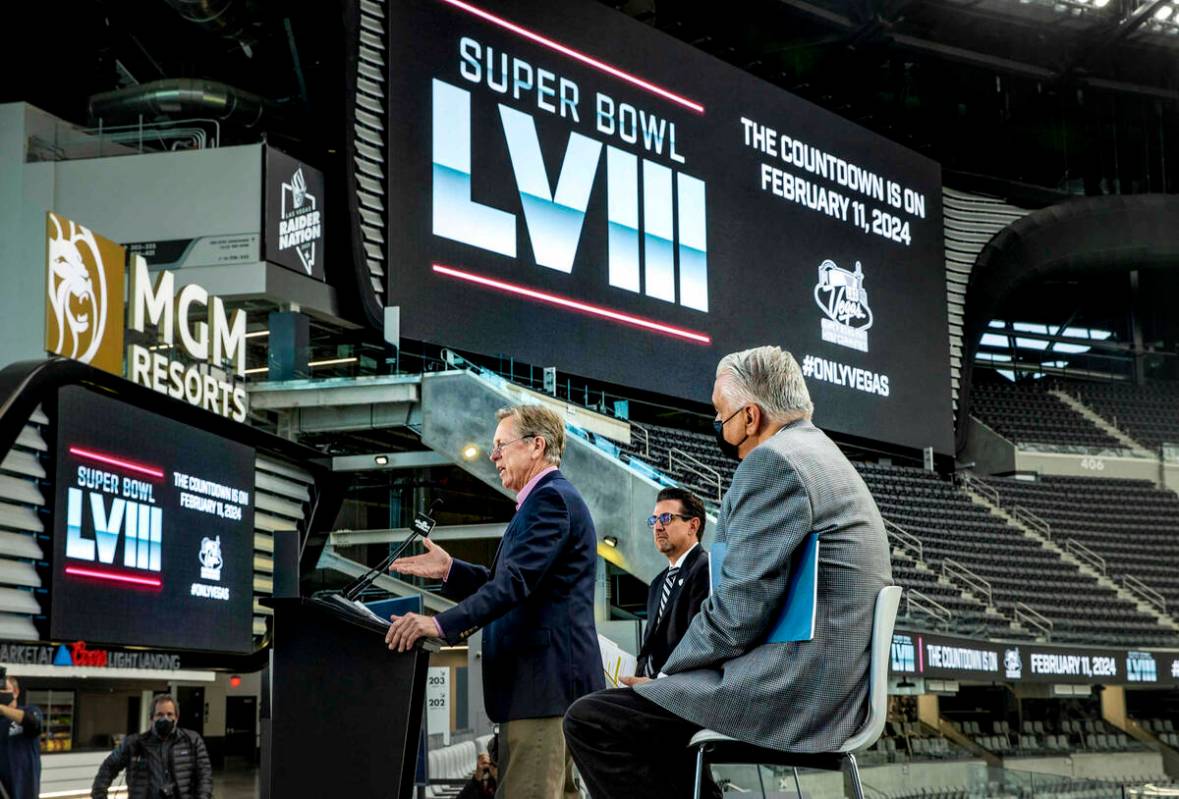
51, 386, 255, 654
383, 0, 953, 452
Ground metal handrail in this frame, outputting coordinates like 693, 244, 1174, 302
1064, 539, 1107, 575
905, 590, 953, 627
1121, 574, 1167, 613
961, 473, 1000, 505
630, 423, 651, 458
1014, 602, 1054, 638
1013, 506, 1052, 538
668, 448, 723, 503
884, 518, 924, 562
942, 558, 994, 606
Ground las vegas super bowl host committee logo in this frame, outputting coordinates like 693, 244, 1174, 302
814, 259, 873, 353
44, 212, 126, 375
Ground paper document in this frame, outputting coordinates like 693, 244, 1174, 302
325, 593, 391, 626
598, 634, 637, 688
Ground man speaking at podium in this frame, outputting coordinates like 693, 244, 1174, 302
387, 404, 603, 799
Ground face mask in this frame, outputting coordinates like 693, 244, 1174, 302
154, 718, 175, 737
713, 407, 748, 461
0, 692, 13, 706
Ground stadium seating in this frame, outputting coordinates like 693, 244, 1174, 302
621, 422, 1176, 644
970, 382, 1125, 450
1068, 381, 1179, 451
858, 463, 1175, 645
983, 474, 1179, 616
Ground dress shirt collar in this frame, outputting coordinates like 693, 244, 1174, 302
515, 466, 558, 510
669, 541, 699, 570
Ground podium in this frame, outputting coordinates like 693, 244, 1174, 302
260, 597, 437, 799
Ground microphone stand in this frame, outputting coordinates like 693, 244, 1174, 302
339, 499, 442, 601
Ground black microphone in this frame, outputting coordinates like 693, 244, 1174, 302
340, 498, 443, 601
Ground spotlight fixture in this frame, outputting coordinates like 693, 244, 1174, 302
461, 443, 480, 462
603, 536, 619, 548
374, 455, 389, 466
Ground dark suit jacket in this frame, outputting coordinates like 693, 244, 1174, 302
635, 544, 710, 677
435, 470, 604, 722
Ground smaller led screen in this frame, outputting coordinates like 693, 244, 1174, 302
51, 386, 256, 654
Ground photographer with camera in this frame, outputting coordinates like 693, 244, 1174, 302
454, 735, 499, 799
91, 694, 212, 799
0, 671, 44, 799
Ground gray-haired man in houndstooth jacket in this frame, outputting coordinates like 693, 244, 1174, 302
564, 346, 893, 799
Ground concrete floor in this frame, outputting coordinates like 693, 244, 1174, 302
213, 761, 260, 799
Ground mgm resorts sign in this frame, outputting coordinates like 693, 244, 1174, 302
45, 211, 249, 421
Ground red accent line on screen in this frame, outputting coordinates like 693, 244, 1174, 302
68, 447, 165, 480
65, 566, 163, 588
432, 264, 712, 345
438, 0, 705, 114
918, 635, 925, 673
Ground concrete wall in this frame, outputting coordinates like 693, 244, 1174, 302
962, 417, 1015, 474
1015, 450, 1164, 485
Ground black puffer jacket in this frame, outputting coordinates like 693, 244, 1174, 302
92, 727, 212, 799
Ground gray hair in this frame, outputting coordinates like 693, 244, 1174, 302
496, 405, 565, 465
716, 346, 813, 422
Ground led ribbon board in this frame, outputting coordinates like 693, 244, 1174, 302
379, 0, 952, 452
51, 386, 256, 654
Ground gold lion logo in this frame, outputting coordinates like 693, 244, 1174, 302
45, 212, 125, 374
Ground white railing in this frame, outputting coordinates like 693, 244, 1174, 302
942, 558, 994, 607
1121, 574, 1167, 614
1013, 506, 1052, 538
905, 590, 953, 628
668, 448, 723, 503
630, 423, 650, 458
1014, 602, 1054, 639
884, 518, 924, 562
1064, 539, 1107, 575
961, 473, 1000, 504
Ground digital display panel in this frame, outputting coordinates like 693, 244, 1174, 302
51, 386, 256, 654
382, 0, 952, 452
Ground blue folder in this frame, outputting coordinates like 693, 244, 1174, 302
710, 531, 820, 643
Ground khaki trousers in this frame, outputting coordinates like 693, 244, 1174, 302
495, 716, 579, 799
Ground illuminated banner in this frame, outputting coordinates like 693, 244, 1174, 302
264, 146, 326, 280
893, 629, 1179, 686
379, 0, 952, 452
51, 386, 256, 654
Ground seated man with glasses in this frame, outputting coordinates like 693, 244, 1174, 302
625, 488, 711, 682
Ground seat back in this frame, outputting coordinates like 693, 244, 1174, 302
840, 585, 902, 753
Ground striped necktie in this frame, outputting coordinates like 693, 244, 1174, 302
656, 566, 681, 627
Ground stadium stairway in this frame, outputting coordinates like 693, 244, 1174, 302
416, 368, 690, 584
1049, 388, 1152, 455
959, 475, 1179, 639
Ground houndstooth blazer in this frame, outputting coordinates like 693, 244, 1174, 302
635, 418, 892, 753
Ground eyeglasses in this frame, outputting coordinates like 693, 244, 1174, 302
490, 435, 537, 459
647, 512, 693, 528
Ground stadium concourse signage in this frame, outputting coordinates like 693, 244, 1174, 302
44, 211, 250, 421
891, 629, 1179, 686
0, 640, 182, 671
263, 146, 326, 280
369, 0, 954, 454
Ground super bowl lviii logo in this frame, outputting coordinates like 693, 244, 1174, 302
45, 212, 126, 375
814, 259, 873, 353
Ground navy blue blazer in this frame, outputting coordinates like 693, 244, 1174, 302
435, 470, 604, 721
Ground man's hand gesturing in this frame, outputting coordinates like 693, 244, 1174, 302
389, 538, 453, 579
